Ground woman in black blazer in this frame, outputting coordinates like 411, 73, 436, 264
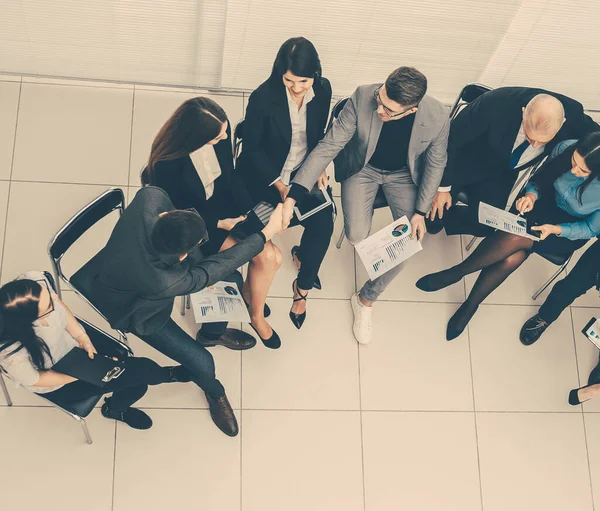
237, 37, 335, 329
142, 97, 283, 349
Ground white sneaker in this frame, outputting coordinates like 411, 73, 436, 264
351, 293, 373, 344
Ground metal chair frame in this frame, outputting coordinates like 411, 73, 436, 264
1, 316, 133, 445
47, 188, 128, 342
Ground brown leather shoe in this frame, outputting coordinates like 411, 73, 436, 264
196, 328, 256, 350
206, 394, 239, 437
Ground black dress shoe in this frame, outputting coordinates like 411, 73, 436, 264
519, 314, 550, 346
166, 365, 193, 383
588, 361, 600, 385
101, 398, 153, 430
206, 393, 239, 437
446, 303, 477, 341
197, 329, 257, 350
289, 279, 308, 329
250, 323, 281, 349
291, 246, 322, 290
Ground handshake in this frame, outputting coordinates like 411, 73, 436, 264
260, 198, 297, 241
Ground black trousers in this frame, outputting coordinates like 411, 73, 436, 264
45, 357, 173, 412
539, 240, 600, 323
444, 174, 515, 237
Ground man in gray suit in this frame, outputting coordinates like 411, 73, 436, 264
282, 67, 449, 344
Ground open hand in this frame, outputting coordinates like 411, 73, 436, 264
531, 224, 561, 240
427, 191, 452, 221
217, 215, 247, 231
77, 335, 97, 359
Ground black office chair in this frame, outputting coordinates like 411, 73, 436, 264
48, 187, 128, 341
0, 271, 133, 445
233, 119, 244, 164
331, 97, 389, 249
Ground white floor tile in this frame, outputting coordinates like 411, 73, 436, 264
268, 198, 355, 300
571, 239, 600, 308
1, 182, 121, 283
12, 83, 133, 185
241, 298, 360, 410
356, 207, 465, 302
113, 409, 240, 511
584, 414, 600, 506
0, 73, 21, 82
129, 89, 244, 185
359, 301, 474, 411
0, 407, 115, 511
469, 305, 579, 412
571, 307, 600, 412
477, 412, 593, 511
0, 82, 20, 180
241, 410, 363, 511
362, 411, 481, 511
0, 180, 11, 263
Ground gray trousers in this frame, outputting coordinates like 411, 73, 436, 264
341, 164, 417, 302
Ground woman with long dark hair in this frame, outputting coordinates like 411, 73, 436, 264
417, 131, 600, 340
0, 272, 191, 429
236, 37, 334, 329
142, 97, 283, 349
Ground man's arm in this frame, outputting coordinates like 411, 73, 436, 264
287, 87, 360, 202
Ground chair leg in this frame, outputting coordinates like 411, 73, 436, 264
336, 229, 346, 249
532, 263, 568, 300
180, 296, 186, 316
0, 373, 12, 406
75, 416, 93, 445
465, 236, 478, 251
185, 294, 191, 310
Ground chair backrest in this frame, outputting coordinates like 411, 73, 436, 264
326, 97, 350, 133
449, 83, 493, 121
233, 119, 244, 164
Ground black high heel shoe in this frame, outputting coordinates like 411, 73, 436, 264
569, 383, 600, 405
249, 323, 281, 349
243, 298, 271, 318
291, 246, 321, 290
290, 279, 308, 329
446, 302, 478, 341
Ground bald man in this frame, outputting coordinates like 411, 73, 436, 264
427, 87, 599, 237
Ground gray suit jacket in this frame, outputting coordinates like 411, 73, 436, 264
72, 186, 265, 335
291, 83, 450, 213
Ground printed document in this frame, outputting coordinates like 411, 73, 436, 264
478, 202, 539, 241
190, 282, 251, 324
355, 216, 423, 280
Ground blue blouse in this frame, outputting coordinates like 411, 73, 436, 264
525, 139, 600, 240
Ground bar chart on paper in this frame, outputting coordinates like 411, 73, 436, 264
356, 216, 423, 280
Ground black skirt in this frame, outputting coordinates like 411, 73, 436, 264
519, 194, 587, 257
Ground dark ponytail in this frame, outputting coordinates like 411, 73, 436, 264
575, 131, 600, 203
0, 279, 53, 371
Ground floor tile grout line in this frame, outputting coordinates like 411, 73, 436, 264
111, 421, 118, 511
581, 413, 597, 511
125, 85, 136, 189
0, 80, 22, 284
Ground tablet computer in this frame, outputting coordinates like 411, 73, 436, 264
582, 317, 600, 350
294, 187, 333, 221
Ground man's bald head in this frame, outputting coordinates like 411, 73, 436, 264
522, 94, 565, 146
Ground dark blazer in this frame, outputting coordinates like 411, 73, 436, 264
71, 187, 265, 335
442, 86, 599, 188
236, 76, 332, 203
145, 122, 254, 231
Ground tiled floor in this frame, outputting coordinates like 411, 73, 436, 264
1, 75, 599, 511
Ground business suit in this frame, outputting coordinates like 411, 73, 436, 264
289, 83, 450, 301
440, 86, 599, 236
71, 186, 266, 397
237, 77, 334, 291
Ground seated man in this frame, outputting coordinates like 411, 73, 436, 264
72, 186, 284, 437
282, 66, 450, 345
427, 87, 599, 237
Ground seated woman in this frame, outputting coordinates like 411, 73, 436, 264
236, 37, 334, 329
142, 98, 282, 349
417, 131, 600, 340
0, 271, 190, 430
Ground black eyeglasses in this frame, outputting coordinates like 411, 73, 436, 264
35, 279, 55, 319
185, 208, 210, 247
373, 86, 417, 119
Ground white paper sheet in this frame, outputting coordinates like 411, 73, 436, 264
355, 216, 423, 280
478, 202, 539, 241
190, 282, 251, 324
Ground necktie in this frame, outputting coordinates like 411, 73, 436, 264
510, 140, 530, 169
